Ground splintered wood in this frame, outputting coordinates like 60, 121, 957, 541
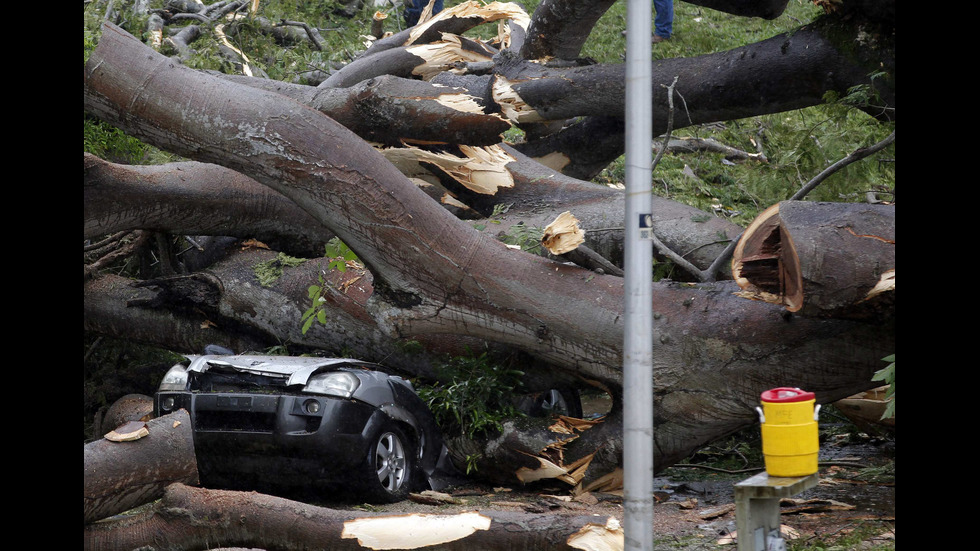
542, 211, 585, 255
512, 413, 616, 494
381, 144, 515, 195
566, 517, 625, 551
408, 34, 495, 81
407, 1, 530, 47
731, 203, 804, 311
341, 512, 492, 549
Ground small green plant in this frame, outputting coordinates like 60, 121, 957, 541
301, 238, 362, 334
415, 350, 526, 441
323, 237, 360, 272
464, 453, 483, 475
871, 354, 894, 419
301, 272, 329, 334
497, 222, 543, 254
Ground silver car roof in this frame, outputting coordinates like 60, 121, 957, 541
184, 354, 373, 386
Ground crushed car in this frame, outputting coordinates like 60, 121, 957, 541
154, 348, 459, 502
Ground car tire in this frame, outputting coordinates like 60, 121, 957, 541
537, 388, 584, 418
364, 423, 416, 502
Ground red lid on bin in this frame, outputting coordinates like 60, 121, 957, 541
760, 387, 815, 403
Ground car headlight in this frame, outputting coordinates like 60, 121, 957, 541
158, 364, 189, 391
304, 371, 360, 398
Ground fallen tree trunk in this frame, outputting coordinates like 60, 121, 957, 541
84, 409, 198, 524
83, 483, 624, 551
82, 249, 495, 384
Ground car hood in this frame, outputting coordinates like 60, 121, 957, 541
184, 354, 378, 387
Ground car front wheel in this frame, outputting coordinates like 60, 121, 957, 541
366, 424, 416, 502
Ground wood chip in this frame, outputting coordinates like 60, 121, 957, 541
698, 503, 735, 519
779, 498, 856, 513
408, 490, 464, 505
104, 421, 149, 442
677, 497, 698, 509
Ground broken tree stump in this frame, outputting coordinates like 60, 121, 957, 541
84, 409, 198, 524
731, 201, 894, 319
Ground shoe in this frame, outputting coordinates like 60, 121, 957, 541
651, 34, 669, 44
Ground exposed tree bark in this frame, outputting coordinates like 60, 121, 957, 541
84, 409, 199, 524
83, 483, 624, 550
82, 248, 496, 383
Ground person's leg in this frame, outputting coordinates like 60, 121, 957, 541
653, 0, 673, 40
404, 0, 445, 27
404, 0, 422, 27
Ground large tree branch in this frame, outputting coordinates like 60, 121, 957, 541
518, 0, 619, 61
511, 13, 895, 177
84, 153, 333, 256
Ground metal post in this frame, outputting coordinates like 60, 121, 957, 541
623, 0, 654, 550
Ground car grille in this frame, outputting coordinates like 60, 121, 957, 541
196, 409, 277, 432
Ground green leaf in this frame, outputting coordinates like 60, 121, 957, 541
301, 306, 315, 321
880, 399, 894, 420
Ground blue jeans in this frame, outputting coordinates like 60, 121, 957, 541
654, 0, 673, 39
404, 0, 444, 27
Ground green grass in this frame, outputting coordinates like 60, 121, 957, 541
578, 0, 894, 226
788, 521, 895, 550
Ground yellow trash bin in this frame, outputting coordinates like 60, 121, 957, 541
756, 387, 820, 477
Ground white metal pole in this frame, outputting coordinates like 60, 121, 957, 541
623, 0, 654, 549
